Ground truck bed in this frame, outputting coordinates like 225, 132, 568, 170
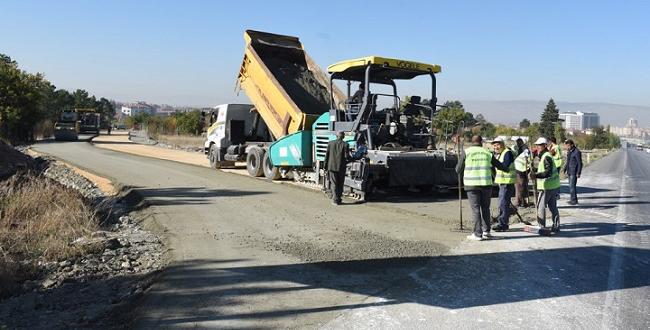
238, 30, 340, 139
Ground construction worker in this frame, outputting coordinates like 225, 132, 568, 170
548, 137, 563, 170
456, 135, 508, 241
513, 138, 530, 207
324, 131, 350, 205
491, 137, 515, 232
349, 83, 365, 104
532, 137, 561, 232
549, 137, 563, 200
563, 139, 583, 205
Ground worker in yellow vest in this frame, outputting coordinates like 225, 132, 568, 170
513, 138, 530, 207
456, 135, 509, 241
548, 137, 563, 170
491, 137, 515, 232
548, 137, 563, 201
532, 137, 561, 233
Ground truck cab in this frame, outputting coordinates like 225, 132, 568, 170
204, 103, 271, 169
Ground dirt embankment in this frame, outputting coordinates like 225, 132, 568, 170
0, 142, 165, 328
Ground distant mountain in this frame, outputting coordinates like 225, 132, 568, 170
456, 100, 650, 127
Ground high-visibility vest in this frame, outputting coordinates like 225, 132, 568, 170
552, 144, 563, 168
494, 148, 516, 184
510, 146, 519, 158
537, 152, 561, 190
463, 146, 493, 187
514, 150, 529, 172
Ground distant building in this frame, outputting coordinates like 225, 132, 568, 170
154, 105, 177, 116
610, 117, 649, 139
627, 117, 638, 128
121, 102, 156, 116
559, 111, 600, 131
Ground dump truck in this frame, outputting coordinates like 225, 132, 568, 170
77, 108, 101, 134
204, 30, 457, 200
54, 110, 80, 141
204, 30, 340, 178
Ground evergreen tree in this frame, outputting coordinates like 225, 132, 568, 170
539, 98, 559, 138
554, 122, 566, 143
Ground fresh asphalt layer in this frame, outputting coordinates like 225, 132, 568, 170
32, 139, 649, 329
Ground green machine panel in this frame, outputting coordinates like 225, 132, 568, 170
269, 131, 312, 167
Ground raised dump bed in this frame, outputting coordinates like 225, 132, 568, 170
237, 30, 338, 140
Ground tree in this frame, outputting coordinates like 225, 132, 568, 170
1, 53, 115, 143
539, 98, 559, 138
443, 100, 464, 111
478, 122, 496, 139
570, 126, 620, 150
519, 118, 531, 129
466, 113, 495, 138
523, 122, 541, 140
0, 54, 49, 143
495, 125, 519, 137
175, 110, 203, 135
475, 113, 487, 125
97, 97, 115, 127
607, 132, 621, 149
433, 101, 469, 138
554, 122, 566, 143
124, 116, 135, 129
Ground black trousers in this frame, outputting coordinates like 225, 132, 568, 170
329, 170, 345, 202
467, 187, 492, 236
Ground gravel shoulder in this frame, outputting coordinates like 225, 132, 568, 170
0, 147, 166, 329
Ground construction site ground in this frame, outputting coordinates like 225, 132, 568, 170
29, 133, 649, 329
91, 131, 538, 225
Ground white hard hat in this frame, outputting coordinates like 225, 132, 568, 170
491, 137, 505, 144
534, 137, 548, 145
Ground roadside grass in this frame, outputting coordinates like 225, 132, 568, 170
0, 174, 99, 297
156, 134, 204, 149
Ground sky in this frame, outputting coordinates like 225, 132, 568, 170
1, 0, 649, 108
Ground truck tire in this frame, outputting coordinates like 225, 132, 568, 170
209, 144, 221, 169
263, 153, 281, 180
246, 147, 265, 177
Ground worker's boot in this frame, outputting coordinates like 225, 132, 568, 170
492, 223, 509, 232
551, 220, 560, 233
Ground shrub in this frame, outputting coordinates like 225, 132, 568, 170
0, 175, 99, 262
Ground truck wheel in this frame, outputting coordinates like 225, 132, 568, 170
263, 153, 281, 180
246, 147, 264, 177
209, 144, 221, 169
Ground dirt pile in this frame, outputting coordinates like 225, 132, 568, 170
266, 57, 331, 114
0, 140, 36, 180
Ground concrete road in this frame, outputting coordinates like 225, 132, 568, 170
32, 141, 649, 329
324, 147, 650, 329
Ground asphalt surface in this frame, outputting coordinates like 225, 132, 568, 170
32, 140, 649, 329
